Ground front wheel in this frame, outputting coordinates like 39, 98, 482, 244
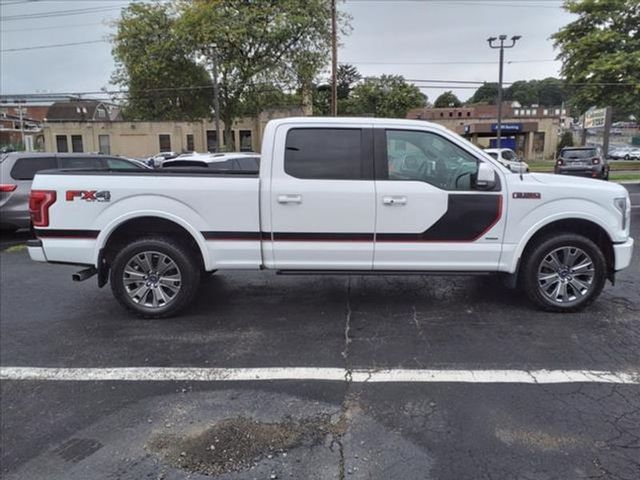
110, 236, 201, 318
521, 233, 606, 312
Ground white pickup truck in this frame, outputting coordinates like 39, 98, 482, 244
27, 118, 633, 317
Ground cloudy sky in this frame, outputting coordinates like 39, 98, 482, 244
1, 0, 574, 102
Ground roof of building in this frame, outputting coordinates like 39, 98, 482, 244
46, 100, 120, 122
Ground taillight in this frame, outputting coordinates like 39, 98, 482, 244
29, 190, 56, 227
592, 157, 600, 165
0, 184, 17, 192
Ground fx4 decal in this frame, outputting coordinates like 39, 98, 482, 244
66, 190, 111, 202
512, 192, 541, 200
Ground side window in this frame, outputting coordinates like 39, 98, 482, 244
10, 157, 57, 180
106, 158, 140, 170
385, 130, 479, 191
285, 128, 364, 180
58, 157, 103, 169
236, 156, 259, 171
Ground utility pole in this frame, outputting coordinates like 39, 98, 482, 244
331, 0, 338, 117
487, 35, 521, 150
602, 106, 613, 157
18, 102, 25, 150
211, 45, 222, 152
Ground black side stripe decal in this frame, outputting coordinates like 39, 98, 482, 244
34, 229, 100, 239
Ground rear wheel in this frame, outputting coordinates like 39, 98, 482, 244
110, 236, 201, 318
521, 233, 606, 312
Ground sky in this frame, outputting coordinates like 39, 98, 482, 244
0, 0, 575, 103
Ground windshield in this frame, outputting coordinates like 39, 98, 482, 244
562, 148, 596, 159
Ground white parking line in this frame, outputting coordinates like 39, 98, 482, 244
1, 367, 638, 384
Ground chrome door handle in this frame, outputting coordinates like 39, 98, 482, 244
277, 194, 302, 204
382, 195, 407, 206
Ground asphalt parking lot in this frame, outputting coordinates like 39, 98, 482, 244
1, 185, 639, 480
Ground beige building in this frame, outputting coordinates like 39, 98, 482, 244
408, 102, 572, 160
42, 107, 304, 157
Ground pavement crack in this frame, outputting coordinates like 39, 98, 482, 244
341, 277, 352, 362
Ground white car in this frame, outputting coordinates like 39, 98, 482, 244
27, 117, 633, 317
162, 152, 259, 171
484, 148, 529, 173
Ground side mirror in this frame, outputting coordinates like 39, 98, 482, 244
476, 162, 497, 190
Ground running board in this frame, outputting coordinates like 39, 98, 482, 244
276, 270, 495, 276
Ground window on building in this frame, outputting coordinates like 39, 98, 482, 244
467, 112, 471, 117
159, 134, 171, 152
532, 109, 537, 116
448, 112, 453, 117
56, 135, 68, 152
555, 109, 560, 115
239, 130, 253, 151
98, 135, 111, 155
440, 112, 444, 117
97, 108, 107, 119
561, 109, 566, 115
10, 156, 57, 180
284, 128, 364, 180
186, 134, 195, 152
514, 110, 519, 116
385, 130, 479, 191
71, 135, 83, 153
206, 130, 218, 152
543, 109, 549, 116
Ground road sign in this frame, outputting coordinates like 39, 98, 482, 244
584, 107, 607, 128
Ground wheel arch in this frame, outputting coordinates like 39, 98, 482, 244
97, 215, 209, 280
514, 217, 614, 283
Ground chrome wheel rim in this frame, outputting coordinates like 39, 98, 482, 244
537, 246, 595, 304
123, 251, 182, 308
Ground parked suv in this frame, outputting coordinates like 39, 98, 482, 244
0, 152, 145, 231
555, 146, 609, 180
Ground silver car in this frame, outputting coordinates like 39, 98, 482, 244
0, 152, 145, 231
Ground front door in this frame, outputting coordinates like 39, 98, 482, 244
269, 125, 375, 269
373, 128, 505, 271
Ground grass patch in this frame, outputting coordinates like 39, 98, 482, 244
527, 160, 640, 173
3, 244, 27, 253
610, 172, 640, 182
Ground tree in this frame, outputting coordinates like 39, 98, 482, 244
111, 3, 214, 121
467, 83, 500, 104
344, 75, 426, 118
176, 0, 337, 149
557, 130, 574, 156
434, 91, 462, 108
552, 0, 640, 119
337, 64, 361, 100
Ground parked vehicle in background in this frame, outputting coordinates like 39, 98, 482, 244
608, 146, 640, 161
0, 152, 146, 231
162, 152, 260, 171
555, 146, 609, 180
27, 117, 633, 317
148, 152, 179, 168
484, 148, 529, 173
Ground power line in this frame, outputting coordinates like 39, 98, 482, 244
1, 5, 123, 21
1, 21, 110, 33
1, 40, 106, 52
341, 59, 558, 65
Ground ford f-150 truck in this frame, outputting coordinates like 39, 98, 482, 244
27, 118, 633, 317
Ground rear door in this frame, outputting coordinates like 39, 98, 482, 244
373, 127, 505, 271
269, 124, 375, 269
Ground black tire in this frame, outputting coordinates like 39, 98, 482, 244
521, 233, 607, 312
110, 236, 201, 318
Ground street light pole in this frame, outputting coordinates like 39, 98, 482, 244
211, 45, 222, 152
331, 0, 338, 117
487, 35, 521, 150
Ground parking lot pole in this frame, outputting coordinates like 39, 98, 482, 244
331, 0, 338, 117
602, 106, 613, 157
211, 45, 222, 153
488, 35, 521, 150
